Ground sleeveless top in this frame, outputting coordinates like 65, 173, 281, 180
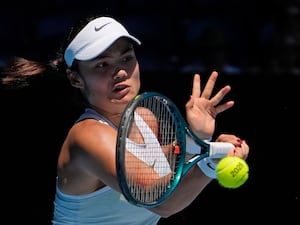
52, 108, 161, 225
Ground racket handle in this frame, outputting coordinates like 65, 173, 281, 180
186, 136, 234, 157
209, 142, 235, 158
186, 137, 234, 178
197, 157, 217, 179
198, 142, 234, 179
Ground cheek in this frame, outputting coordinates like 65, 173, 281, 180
94, 83, 108, 96
85, 80, 107, 99
132, 71, 141, 92
132, 63, 140, 81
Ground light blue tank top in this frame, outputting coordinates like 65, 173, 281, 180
52, 108, 161, 225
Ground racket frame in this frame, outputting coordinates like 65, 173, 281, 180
116, 92, 212, 208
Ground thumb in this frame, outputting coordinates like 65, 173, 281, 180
185, 95, 194, 109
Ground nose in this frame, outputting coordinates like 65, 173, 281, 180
114, 69, 127, 80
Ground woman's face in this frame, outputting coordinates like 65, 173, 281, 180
75, 38, 141, 115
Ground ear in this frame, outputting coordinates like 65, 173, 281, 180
67, 69, 83, 88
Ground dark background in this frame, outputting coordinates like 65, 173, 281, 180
0, 0, 299, 224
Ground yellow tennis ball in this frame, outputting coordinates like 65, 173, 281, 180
216, 156, 249, 188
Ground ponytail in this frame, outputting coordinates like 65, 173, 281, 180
0, 55, 67, 89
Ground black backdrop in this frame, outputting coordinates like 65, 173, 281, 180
1, 73, 299, 224
1, 0, 299, 223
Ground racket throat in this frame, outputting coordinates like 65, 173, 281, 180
186, 135, 201, 154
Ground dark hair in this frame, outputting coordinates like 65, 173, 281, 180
0, 13, 105, 89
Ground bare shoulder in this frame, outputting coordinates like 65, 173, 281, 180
69, 118, 118, 146
58, 118, 119, 193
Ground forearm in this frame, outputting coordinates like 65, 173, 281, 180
150, 166, 212, 218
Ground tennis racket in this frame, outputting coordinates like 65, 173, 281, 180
116, 92, 234, 208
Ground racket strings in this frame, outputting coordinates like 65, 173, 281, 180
129, 180, 170, 203
125, 96, 180, 203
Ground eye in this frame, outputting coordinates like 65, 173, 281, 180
122, 56, 129, 62
122, 55, 135, 63
96, 62, 107, 68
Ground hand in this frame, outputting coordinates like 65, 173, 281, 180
215, 134, 249, 160
185, 71, 234, 139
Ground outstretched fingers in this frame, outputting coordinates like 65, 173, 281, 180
215, 100, 235, 114
201, 71, 218, 99
191, 73, 201, 97
212, 84, 229, 102
211, 85, 234, 114
190, 71, 234, 115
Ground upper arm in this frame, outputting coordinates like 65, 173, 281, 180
64, 119, 121, 191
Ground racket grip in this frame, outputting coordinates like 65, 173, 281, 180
197, 157, 217, 179
197, 142, 234, 178
208, 142, 235, 158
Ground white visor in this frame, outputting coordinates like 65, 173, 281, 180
64, 17, 141, 67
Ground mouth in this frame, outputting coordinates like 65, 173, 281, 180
113, 84, 128, 93
110, 84, 130, 102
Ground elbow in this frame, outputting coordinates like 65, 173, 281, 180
159, 211, 177, 219
151, 203, 184, 218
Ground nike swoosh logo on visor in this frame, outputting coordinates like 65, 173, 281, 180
95, 22, 112, 32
